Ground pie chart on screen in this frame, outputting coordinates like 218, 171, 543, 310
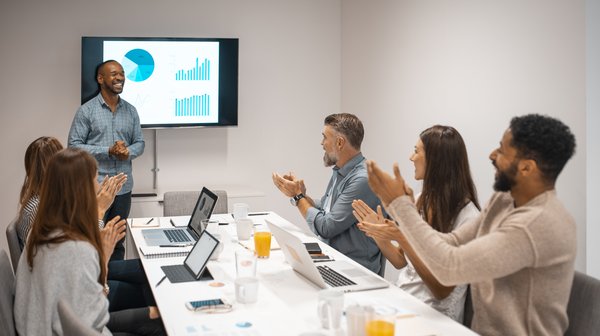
122, 49, 154, 82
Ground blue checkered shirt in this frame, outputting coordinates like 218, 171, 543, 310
68, 93, 145, 194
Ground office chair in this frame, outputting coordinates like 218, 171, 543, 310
463, 285, 474, 328
57, 299, 102, 336
0, 250, 16, 336
5, 216, 21, 272
163, 190, 228, 216
565, 271, 600, 336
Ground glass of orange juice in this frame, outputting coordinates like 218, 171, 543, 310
365, 306, 396, 336
253, 229, 272, 258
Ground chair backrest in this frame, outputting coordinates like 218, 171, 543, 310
0, 250, 16, 336
463, 285, 474, 328
57, 299, 102, 336
565, 271, 600, 336
163, 190, 228, 216
5, 216, 21, 272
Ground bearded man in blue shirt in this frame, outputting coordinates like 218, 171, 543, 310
68, 60, 145, 261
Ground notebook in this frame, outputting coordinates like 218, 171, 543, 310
141, 187, 218, 246
139, 245, 192, 259
160, 230, 219, 284
265, 220, 389, 293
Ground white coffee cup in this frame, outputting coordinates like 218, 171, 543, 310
233, 203, 249, 220
235, 249, 257, 278
235, 218, 253, 240
317, 289, 344, 330
235, 276, 259, 304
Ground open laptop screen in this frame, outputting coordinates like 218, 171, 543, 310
189, 188, 218, 236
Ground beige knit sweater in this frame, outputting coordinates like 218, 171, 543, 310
386, 190, 576, 336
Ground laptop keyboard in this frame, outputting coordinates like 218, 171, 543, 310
162, 265, 195, 282
165, 229, 192, 243
317, 265, 356, 287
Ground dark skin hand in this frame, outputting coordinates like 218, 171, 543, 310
109, 140, 129, 160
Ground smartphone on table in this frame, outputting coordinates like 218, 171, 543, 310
185, 298, 232, 313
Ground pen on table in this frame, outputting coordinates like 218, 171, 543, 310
145, 218, 154, 225
155, 275, 167, 287
237, 242, 252, 251
169, 218, 176, 227
248, 212, 269, 216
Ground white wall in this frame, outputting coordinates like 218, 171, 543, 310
587, 0, 600, 278
0, 0, 341, 252
341, 0, 587, 271
0, 1, 592, 275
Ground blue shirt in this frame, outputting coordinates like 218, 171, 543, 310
68, 93, 145, 194
306, 153, 383, 274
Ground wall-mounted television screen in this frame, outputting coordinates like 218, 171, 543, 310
81, 36, 238, 128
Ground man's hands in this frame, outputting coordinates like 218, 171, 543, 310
366, 160, 413, 207
100, 216, 126, 263
97, 173, 127, 220
272, 172, 306, 197
109, 140, 129, 160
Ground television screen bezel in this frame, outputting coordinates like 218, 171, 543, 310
81, 36, 238, 128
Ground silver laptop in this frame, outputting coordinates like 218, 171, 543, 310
161, 230, 219, 283
142, 187, 218, 246
265, 220, 389, 293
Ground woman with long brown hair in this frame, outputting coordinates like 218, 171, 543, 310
353, 125, 480, 322
16, 136, 63, 249
14, 148, 163, 335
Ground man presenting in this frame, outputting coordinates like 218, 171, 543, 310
69, 60, 145, 261
273, 113, 383, 274
363, 114, 576, 335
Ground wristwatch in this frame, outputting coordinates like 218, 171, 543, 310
290, 193, 305, 206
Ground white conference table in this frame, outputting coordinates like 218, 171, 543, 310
128, 212, 478, 336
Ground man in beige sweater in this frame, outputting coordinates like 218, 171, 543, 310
362, 114, 576, 335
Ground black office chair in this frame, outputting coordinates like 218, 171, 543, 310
463, 285, 474, 328
565, 271, 600, 336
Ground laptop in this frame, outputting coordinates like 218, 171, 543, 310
142, 187, 218, 246
265, 220, 389, 293
161, 230, 219, 283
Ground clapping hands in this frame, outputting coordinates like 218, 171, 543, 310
272, 171, 306, 197
100, 215, 126, 262
353, 199, 401, 242
97, 173, 127, 218
366, 161, 414, 206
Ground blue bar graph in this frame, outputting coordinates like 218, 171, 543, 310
175, 58, 210, 81
175, 94, 210, 116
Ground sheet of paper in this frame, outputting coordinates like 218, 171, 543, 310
130, 217, 159, 227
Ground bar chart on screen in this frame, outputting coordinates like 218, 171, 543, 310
175, 94, 210, 116
175, 58, 211, 81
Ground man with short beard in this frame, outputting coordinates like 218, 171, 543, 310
68, 60, 145, 261
272, 113, 383, 274
365, 114, 576, 335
